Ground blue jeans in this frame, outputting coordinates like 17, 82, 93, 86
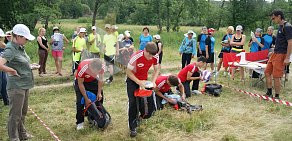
0, 71, 9, 105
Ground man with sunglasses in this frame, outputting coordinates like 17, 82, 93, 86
126, 42, 160, 137
265, 10, 292, 99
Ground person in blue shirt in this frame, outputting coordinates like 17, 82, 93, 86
139, 27, 152, 50
217, 26, 234, 76
179, 30, 197, 69
248, 28, 264, 53
262, 26, 276, 51
205, 28, 216, 72
197, 26, 208, 57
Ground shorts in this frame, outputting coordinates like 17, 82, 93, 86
158, 52, 163, 64
104, 54, 115, 66
206, 52, 214, 63
218, 47, 231, 58
197, 50, 206, 58
265, 53, 286, 78
52, 50, 63, 58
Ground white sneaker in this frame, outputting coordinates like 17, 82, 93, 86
191, 90, 202, 95
76, 122, 84, 130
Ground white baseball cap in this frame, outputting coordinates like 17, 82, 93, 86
153, 34, 161, 40
124, 32, 131, 37
112, 25, 118, 29
91, 26, 96, 30
79, 28, 87, 33
12, 24, 35, 40
236, 25, 243, 31
0, 28, 5, 37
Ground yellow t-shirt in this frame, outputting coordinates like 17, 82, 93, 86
103, 34, 117, 56
72, 36, 86, 61
114, 31, 119, 39
88, 33, 101, 53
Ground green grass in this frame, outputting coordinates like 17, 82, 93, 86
1, 19, 292, 141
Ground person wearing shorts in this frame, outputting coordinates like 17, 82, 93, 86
205, 28, 216, 72
264, 10, 292, 99
197, 26, 208, 57
50, 27, 69, 76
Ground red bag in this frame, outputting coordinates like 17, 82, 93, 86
134, 89, 153, 97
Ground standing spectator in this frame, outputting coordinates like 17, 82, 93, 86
139, 27, 152, 50
37, 28, 49, 77
205, 28, 216, 72
72, 28, 87, 75
72, 26, 81, 42
262, 26, 276, 51
88, 26, 101, 58
248, 28, 264, 53
0, 28, 8, 106
179, 30, 196, 69
125, 30, 134, 42
265, 10, 292, 99
4, 31, 12, 44
197, 26, 208, 57
153, 34, 163, 69
230, 25, 246, 80
217, 26, 234, 76
112, 25, 119, 39
118, 32, 134, 68
0, 24, 35, 141
50, 27, 69, 76
74, 58, 105, 130
126, 42, 160, 137
103, 24, 119, 84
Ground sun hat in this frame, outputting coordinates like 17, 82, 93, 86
153, 34, 161, 40
184, 30, 196, 38
12, 24, 35, 40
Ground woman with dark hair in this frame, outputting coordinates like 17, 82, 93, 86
37, 28, 49, 77
139, 27, 152, 50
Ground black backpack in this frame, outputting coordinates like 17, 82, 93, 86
203, 83, 222, 97
85, 102, 111, 129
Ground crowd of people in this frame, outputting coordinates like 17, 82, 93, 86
0, 10, 291, 140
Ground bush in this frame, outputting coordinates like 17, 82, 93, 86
77, 17, 91, 23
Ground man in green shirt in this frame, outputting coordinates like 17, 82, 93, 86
88, 26, 101, 58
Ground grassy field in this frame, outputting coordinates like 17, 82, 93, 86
0, 19, 292, 141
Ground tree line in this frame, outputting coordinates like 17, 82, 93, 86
0, 0, 291, 32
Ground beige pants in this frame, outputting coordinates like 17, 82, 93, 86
7, 89, 29, 141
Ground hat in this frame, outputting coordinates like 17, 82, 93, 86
187, 30, 195, 35
12, 24, 35, 40
184, 30, 196, 38
53, 26, 59, 30
236, 25, 243, 31
255, 28, 262, 33
91, 26, 96, 30
5, 30, 12, 35
105, 24, 111, 28
0, 28, 5, 37
79, 28, 87, 33
153, 34, 161, 40
112, 25, 118, 29
124, 31, 131, 37
208, 28, 215, 33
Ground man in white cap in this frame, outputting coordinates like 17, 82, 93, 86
88, 26, 101, 58
72, 27, 87, 75
0, 24, 35, 141
103, 24, 119, 84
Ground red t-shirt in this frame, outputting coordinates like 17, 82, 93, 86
127, 50, 159, 80
155, 75, 170, 93
75, 60, 105, 82
177, 63, 199, 83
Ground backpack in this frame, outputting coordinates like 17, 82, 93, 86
134, 89, 157, 119
85, 102, 111, 129
202, 83, 222, 97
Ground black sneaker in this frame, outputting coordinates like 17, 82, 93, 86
274, 94, 280, 99
263, 93, 273, 98
130, 129, 137, 137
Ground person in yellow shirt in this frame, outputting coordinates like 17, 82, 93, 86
88, 26, 101, 58
112, 25, 119, 39
103, 24, 119, 84
72, 27, 87, 74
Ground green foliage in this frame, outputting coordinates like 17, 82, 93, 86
104, 13, 117, 25
77, 17, 91, 23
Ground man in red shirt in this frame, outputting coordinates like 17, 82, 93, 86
126, 42, 160, 137
73, 58, 105, 130
154, 74, 186, 109
178, 56, 207, 98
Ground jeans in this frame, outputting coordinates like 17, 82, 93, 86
0, 71, 8, 105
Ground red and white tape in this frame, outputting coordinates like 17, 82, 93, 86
28, 106, 61, 141
224, 85, 292, 107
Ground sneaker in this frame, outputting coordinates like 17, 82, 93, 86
19, 133, 34, 140
76, 122, 84, 130
130, 128, 137, 137
263, 93, 273, 98
274, 94, 280, 99
105, 79, 112, 84
191, 90, 202, 95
